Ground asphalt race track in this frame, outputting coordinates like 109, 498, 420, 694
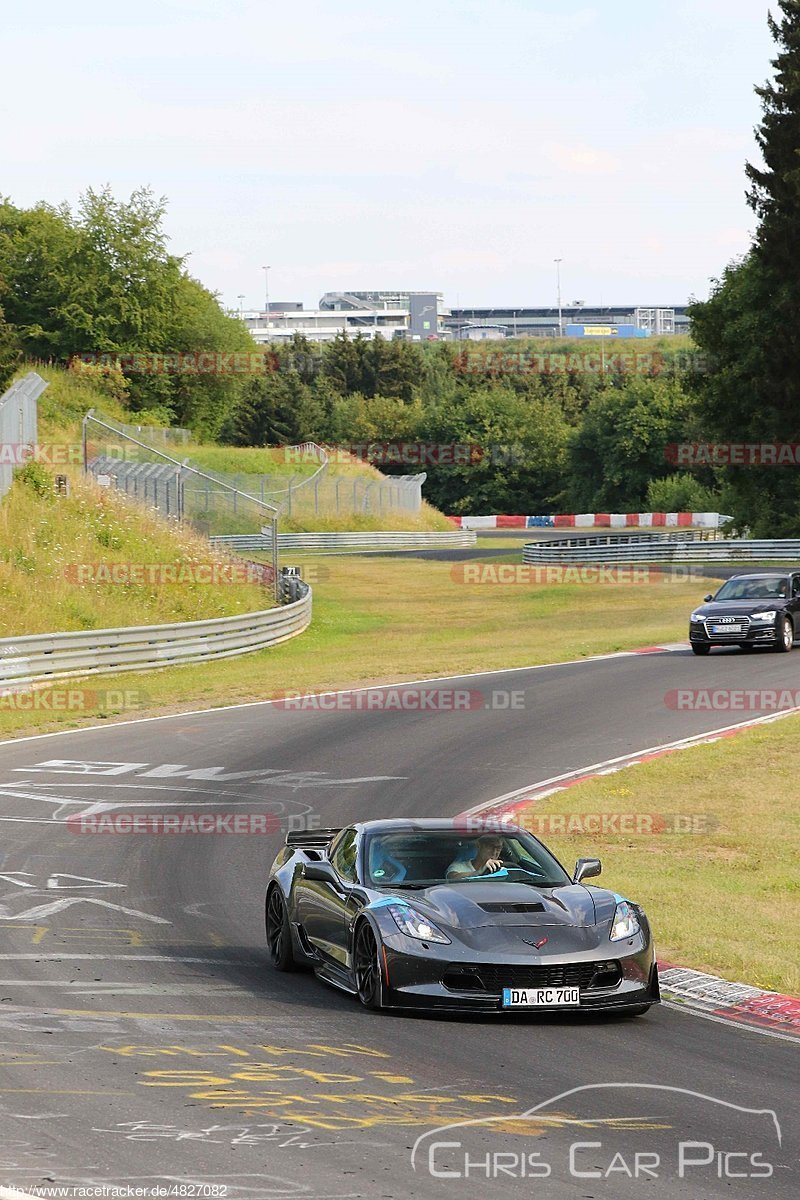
0, 646, 797, 1198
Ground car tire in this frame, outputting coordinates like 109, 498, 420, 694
353, 920, 383, 1010
776, 616, 794, 653
265, 886, 297, 972
738, 642, 755, 652
691, 644, 711, 656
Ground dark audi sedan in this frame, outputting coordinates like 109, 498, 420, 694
689, 571, 800, 654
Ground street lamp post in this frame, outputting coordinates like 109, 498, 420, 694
554, 258, 563, 337
237, 294, 245, 319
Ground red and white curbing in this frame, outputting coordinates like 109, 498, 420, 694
450, 512, 725, 529
460, 701, 800, 1042
448, 512, 727, 530
657, 965, 800, 1040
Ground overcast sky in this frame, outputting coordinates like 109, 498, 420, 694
2, 0, 776, 311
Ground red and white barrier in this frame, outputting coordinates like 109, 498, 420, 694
448, 512, 727, 530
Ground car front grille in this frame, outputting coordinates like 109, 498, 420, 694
704, 617, 750, 640
443, 960, 622, 994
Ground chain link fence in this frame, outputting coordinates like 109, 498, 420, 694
84, 412, 426, 525
83, 411, 280, 597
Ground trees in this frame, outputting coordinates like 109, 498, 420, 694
0, 302, 20, 392
0, 199, 84, 360
414, 385, 569, 515
691, 1, 800, 534
566, 377, 696, 512
0, 187, 256, 431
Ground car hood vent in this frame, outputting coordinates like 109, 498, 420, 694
478, 902, 545, 913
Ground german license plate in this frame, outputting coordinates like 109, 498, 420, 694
502, 986, 580, 1007
711, 623, 740, 634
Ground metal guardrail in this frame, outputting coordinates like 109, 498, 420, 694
0, 585, 311, 689
211, 530, 479, 553
523, 532, 800, 564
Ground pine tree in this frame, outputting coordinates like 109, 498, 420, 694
690, 0, 800, 534
746, 1, 800, 266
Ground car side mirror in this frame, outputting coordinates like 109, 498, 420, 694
573, 857, 602, 884
704, 594, 713, 603
302, 860, 343, 888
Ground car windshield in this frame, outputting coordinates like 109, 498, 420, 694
713, 577, 788, 601
364, 829, 571, 888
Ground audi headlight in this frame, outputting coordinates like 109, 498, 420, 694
387, 903, 450, 944
690, 612, 704, 623
610, 901, 641, 942
751, 610, 776, 622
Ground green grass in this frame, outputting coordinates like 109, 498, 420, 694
0, 554, 711, 736
0, 469, 272, 639
186, 443, 391, 480
514, 723, 800, 996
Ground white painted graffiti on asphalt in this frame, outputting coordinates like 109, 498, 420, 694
0, 871, 170, 924
91, 1121, 369, 1150
13, 760, 404, 786
0, 781, 317, 824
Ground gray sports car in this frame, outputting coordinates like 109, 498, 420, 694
265, 818, 659, 1015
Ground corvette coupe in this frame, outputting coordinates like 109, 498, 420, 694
265, 818, 659, 1015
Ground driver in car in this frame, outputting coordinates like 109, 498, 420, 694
447, 834, 505, 879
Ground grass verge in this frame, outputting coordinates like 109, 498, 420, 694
513, 721, 799, 995
0, 469, 271, 637
0, 554, 708, 736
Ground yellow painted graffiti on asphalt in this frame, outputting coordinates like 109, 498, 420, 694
0, 924, 227, 947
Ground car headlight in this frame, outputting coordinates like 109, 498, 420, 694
751, 610, 776, 622
387, 903, 450, 944
609, 901, 641, 942
690, 611, 704, 622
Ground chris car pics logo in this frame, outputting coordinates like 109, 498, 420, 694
411, 1083, 782, 1186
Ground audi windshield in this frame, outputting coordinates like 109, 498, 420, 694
713, 577, 788, 600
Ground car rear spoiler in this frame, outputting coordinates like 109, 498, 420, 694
285, 827, 341, 848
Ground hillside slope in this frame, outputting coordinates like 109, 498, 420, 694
0, 465, 272, 639
28, 364, 452, 532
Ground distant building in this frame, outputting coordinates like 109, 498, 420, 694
243, 290, 447, 343
239, 294, 688, 343
445, 305, 687, 339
